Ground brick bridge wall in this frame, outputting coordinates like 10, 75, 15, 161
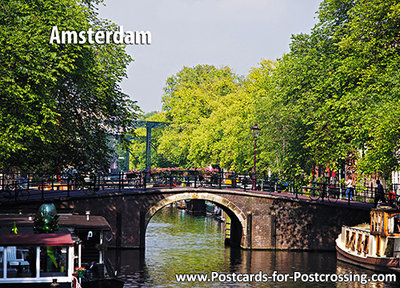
4, 188, 371, 250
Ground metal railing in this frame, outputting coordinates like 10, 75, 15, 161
0, 171, 397, 207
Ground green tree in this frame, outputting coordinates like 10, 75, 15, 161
158, 65, 243, 169
259, 0, 400, 180
333, 0, 400, 178
126, 0, 400, 181
0, 0, 139, 173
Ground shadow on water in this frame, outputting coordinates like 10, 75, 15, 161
106, 207, 400, 288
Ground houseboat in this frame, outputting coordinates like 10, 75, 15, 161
336, 206, 400, 273
0, 210, 122, 287
0, 212, 112, 266
0, 233, 75, 287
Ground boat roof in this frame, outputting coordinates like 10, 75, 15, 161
353, 223, 370, 232
0, 233, 74, 246
372, 206, 400, 213
0, 214, 111, 231
58, 214, 111, 230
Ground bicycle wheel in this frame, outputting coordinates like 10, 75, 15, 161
308, 188, 320, 201
327, 189, 339, 203
17, 189, 30, 202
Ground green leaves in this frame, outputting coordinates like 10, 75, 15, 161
130, 65, 256, 172
263, 0, 400, 179
0, 0, 139, 173
131, 0, 399, 182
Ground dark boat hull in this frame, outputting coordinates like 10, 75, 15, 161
82, 278, 124, 288
0, 283, 70, 288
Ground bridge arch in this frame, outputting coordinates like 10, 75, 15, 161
144, 192, 247, 247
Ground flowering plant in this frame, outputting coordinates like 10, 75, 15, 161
73, 267, 86, 278
129, 167, 221, 179
197, 167, 219, 176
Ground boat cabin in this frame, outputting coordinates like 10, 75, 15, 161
0, 233, 74, 288
0, 213, 111, 266
370, 208, 400, 237
0, 212, 113, 287
369, 208, 400, 257
339, 207, 400, 260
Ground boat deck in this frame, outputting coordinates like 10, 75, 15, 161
352, 223, 370, 232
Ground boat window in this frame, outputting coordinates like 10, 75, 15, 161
40, 246, 68, 277
377, 214, 382, 233
356, 234, 362, 253
388, 217, 394, 234
372, 213, 385, 235
363, 236, 369, 254
387, 215, 400, 234
371, 213, 378, 233
2, 246, 36, 278
385, 238, 394, 257
345, 230, 350, 248
394, 216, 400, 233
350, 232, 356, 251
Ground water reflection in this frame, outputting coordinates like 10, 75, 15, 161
106, 207, 399, 288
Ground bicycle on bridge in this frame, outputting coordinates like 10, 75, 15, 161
2, 183, 31, 202
302, 182, 341, 203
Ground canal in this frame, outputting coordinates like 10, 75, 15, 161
107, 206, 399, 287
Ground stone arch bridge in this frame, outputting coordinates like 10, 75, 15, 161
3, 187, 371, 250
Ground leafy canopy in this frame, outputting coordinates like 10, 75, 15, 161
130, 0, 400, 182
0, 0, 140, 173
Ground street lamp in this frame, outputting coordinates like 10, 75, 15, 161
251, 123, 261, 190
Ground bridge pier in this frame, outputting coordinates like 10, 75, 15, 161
246, 212, 252, 249
270, 211, 276, 249
139, 210, 146, 249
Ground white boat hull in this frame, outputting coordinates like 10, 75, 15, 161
336, 243, 400, 273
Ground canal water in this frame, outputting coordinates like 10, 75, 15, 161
107, 206, 400, 288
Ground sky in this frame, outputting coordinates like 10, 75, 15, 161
98, 0, 322, 113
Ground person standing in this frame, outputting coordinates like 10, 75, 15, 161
374, 179, 386, 208
345, 178, 354, 200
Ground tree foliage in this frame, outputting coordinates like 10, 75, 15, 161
0, 0, 139, 173
158, 65, 255, 171
256, 0, 400, 179
130, 0, 400, 181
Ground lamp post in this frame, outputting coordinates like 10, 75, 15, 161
251, 123, 261, 190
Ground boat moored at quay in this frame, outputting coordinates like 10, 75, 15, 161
0, 204, 123, 288
336, 206, 400, 273
0, 233, 75, 288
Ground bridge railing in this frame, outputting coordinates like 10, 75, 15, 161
0, 171, 394, 207
287, 181, 376, 204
